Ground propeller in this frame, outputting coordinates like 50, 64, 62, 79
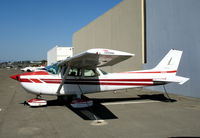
23, 101, 28, 106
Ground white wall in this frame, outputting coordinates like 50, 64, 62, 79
57, 47, 73, 62
47, 46, 73, 66
47, 46, 57, 66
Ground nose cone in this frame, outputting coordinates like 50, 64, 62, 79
10, 74, 20, 81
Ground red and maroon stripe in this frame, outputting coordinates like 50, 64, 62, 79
41, 79, 61, 83
30, 79, 43, 83
119, 70, 177, 74
64, 81, 153, 86
41, 78, 153, 82
20, 79, 32, 83
20, 78, 154, 86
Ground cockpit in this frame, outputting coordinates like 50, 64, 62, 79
46, 63, 108, 76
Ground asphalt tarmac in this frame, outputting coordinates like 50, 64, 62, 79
0, 69, 200, 138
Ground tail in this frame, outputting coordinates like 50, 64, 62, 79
152, 49, 189, 85
153, 49, 182, 73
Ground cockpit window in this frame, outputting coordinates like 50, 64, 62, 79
84, 69, 99, 77
68, 68, 82, 76
46, 63, 60, 74
99, 69, 108, 75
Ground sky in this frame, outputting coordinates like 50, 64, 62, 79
0, 0, 122, 62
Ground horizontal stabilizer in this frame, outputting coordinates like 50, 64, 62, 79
166, 75, 190, 85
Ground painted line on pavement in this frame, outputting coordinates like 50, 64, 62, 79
102, 100, 160, 106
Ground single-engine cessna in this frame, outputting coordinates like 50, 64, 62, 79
10, 48, 189, 108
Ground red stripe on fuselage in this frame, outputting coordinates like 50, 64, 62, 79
90, 79, 152, 82
20, 79, 32, 83
118, 70, 177, 74
30, 79, 43, 83
41, 79, 61, 83
20, 78, 154, 86
100, 82, 153, 86
41, 79, 153, 82
64, 81, 153, 86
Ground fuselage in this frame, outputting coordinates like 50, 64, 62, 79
10, 69, 175, 96
10, 49, 189, 97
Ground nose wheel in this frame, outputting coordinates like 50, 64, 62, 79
24, 95, 47, 107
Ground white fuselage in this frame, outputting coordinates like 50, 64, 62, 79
18, 69, 174, 96
10, 49, 189, 97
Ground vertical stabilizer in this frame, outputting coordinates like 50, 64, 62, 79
152, 49, 183, 74
151, 49, 189, 85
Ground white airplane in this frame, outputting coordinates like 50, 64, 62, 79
21, 66, 46, 72
10, 48, 189, 108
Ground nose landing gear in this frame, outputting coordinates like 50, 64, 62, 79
26, 95, 47, 107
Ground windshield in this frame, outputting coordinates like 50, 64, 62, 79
46, 63, 60, 74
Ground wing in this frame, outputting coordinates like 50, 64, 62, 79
56, 48, 134, 95
58, 48, 134, 68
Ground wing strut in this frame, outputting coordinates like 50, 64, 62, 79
56, 64, 71, 95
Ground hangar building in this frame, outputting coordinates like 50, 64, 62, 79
73, 0, 146, 73
47, 46, 73, 66
72, 0, 200, 98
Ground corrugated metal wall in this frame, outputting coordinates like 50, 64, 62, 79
144, 0, 200, 98
73, 0, 145, 73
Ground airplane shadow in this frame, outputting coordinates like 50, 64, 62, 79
45, 93, 176, 120
46, 98, 118, 120
92, 93, 177, 103
66, 101, 118, 120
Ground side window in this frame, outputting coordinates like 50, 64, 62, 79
99, 69, 108, 75
84, 69, 99, 77
68, 68, 81, 76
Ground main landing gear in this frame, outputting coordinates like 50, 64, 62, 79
71, 99, 93, 108
57, 94, 93, 108
25, 94, 93, 108
70, 94, 93, 108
